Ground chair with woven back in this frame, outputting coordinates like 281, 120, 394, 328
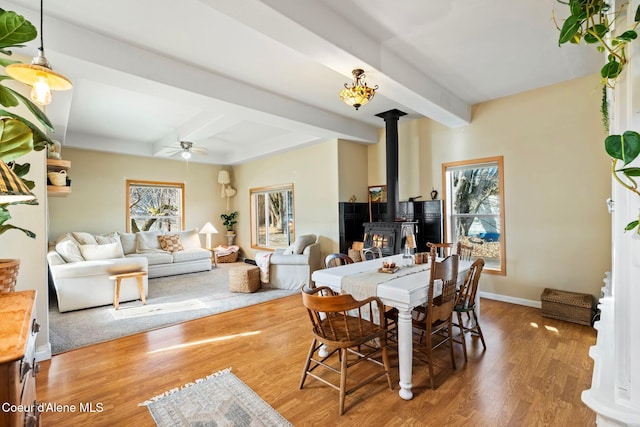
324, 253, 354, 269
300, 286, 393, 415
453, 258, 486, 362
385, 245, 460, 389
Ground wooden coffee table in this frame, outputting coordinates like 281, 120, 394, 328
108, 271, 147, 310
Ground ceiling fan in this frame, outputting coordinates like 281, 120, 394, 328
164, 141, 208, 160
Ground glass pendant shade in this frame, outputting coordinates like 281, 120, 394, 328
339, 69, 378, 110
181, 150, 192, 159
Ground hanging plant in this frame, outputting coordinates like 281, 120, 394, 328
555, 0, 640, 233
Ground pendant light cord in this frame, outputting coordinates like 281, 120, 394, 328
39, 0, 44, 52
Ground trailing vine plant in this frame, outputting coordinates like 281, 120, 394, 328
555, 0, 640, 232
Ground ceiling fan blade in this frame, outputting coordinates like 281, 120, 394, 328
191, 147, 208, 155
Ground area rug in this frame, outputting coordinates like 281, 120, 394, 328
49, 264, 298, 354
139, 368, 293, 427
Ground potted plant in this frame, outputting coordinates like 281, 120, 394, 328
220, 211, 238, 235
0, 8, 57, 292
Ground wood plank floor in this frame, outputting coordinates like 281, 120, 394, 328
37, 296, 597, 426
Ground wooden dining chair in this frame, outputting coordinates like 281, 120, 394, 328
453, 258, 486, 362
427, 242, 454, 258
300, 286, 393, 415
386, 246, 459, 389
361, 246, 383, 261
324, 253, 354, 269
456, 242, 473, 261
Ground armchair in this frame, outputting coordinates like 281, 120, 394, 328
255, 234, 322, 290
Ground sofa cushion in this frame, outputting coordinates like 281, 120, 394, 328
179, 228, 201, 250
136, 230, 163, 252
79, 242, 124, 260
284, 234, 317, 254
72, 231, 98, 245
172, 248, 211, 263
119, 233, 137, 255
129, 251, 174, 265
55, 238, 84, 263
158, 234, 184, 252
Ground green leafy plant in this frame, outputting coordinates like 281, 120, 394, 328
0, 8, 55, 238
555, 0, 640, 233
220, 211, 238, 232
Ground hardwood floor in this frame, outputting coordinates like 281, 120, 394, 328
37, 296, 597, 426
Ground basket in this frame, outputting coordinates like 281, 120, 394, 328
217, 251, 239, 263
0, 259, 20, 294
229, 265, 260, 293
540, 288, 595, 326
47, 170, 67, 186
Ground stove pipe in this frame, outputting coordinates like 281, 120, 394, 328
375, 109, 407, 222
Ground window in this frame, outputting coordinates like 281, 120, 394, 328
126, 180, 185, 232
443, 156, 506, 275
250, 184, 294, 250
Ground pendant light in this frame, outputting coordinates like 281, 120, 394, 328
339, 69, 378, 110
5, 0, 72, 106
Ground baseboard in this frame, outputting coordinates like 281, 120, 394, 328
479, 291, 541, 309
36, 342, 52, 362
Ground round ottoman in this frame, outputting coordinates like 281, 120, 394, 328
229, 264, 261, 293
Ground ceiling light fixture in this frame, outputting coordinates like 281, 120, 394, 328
181, 150, 192, 160
339, 69, 378, 111
5, 0, 72, 106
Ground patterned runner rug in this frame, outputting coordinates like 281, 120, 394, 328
140, 368, 293, 427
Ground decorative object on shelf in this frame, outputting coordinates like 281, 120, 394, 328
430, 188, 438, 200
339, 69, 378, 110
221, 211, 238, 233
199, 222, 219, 248
47, 139, 61, 159
349, 195, 356, 203
47, 169, 66, 186
5, 0, 72, 106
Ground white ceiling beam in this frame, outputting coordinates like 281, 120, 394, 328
204, 0, 471, 127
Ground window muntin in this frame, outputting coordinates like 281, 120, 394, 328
126, 180, 185, 233
250, 184, 294, 250
443, 156, 506, 275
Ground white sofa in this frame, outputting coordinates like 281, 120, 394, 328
47, 229, 212, 312
255, 234, 322, 290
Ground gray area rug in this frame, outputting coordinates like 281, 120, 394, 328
49, 265, 298, 354
140, 368, 293, 427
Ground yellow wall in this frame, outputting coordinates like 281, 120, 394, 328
376, 74, 611, 302
48, 148, 228, 247
234, 140, 341, 258
337, 139, 369, 203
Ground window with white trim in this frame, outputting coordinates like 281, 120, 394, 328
443, 156, 506, 275
250, 184, 294, 250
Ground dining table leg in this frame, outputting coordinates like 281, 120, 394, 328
397, 307, 414, 400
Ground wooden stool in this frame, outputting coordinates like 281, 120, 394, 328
229, 265, 260, 293
108, 271, 147, 310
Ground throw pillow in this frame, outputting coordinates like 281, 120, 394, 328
79, 242, 124, 260
72, 231, 98, 245
55, 238, 84, 263
119, 233, 137, 254
291, 234, 316, 254
158, 234, 184, 252
179, 228, 201, 250
136, 230, 163, 252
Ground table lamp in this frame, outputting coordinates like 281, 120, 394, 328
200, 222, 219, 249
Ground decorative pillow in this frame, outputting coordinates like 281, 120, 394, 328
291, 234, 316, 254
95, 232, 119, 245
179, 228, 201, 250
79, 242, 124, 260
72, 231, 98, 245
119, 233, 137, 255
158, 234, 184, 252
136, 230, 163, 252
55, 238, 84, 263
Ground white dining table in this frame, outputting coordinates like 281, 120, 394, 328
311, 253, 471, 400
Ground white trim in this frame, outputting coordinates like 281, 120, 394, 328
479, 291, 540, 308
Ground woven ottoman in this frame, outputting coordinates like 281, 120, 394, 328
540, 288, 595, 326
229, 264, 260, 293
